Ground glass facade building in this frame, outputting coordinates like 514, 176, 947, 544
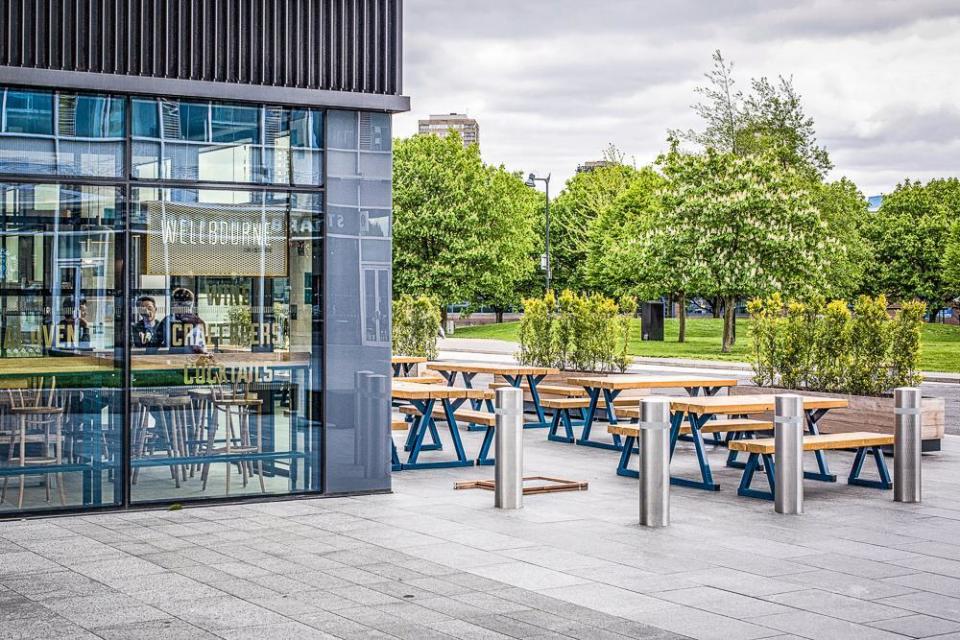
0, 0, 407, 516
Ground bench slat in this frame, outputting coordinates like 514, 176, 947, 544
540, 397, 639, 410
398, 405, 496, 427
728, 432, 894, 454
608, 418, 773, 438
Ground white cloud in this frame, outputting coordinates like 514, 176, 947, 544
395, 1, 960, 196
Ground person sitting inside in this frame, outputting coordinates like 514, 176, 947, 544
132, 295, 166, 349
165, 287, 207, 354
56, 296, 91, 349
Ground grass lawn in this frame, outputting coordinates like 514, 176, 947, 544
453, 317, 960, 373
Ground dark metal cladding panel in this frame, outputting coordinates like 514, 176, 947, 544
0, 0, 402, 95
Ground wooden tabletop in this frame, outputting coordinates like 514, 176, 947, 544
392, 355, 428, 365
671, 393, 849, 415
566, 374, 739, 391
392, 381, 491, 401
426, 362, 559, 376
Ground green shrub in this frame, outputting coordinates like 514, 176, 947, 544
849, 295, 891, 396
615, 296, 638, 373
392, 294, 441, 359
890, 300, 925, 388
814, 300, 852, 392
747, 293, 782, 387
747, 294, 924, 397
518, 290, 634, 371
517, 292, 557, 367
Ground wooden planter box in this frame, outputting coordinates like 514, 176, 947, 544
731, 385, 945, 452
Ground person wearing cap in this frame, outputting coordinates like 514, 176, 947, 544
163, 287, 207, 354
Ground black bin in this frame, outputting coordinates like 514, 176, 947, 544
641, 301, 664, 341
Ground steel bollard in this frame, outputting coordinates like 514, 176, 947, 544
365, 374, 389, 477
639, 397, 671, 527
894, 387, 922, 503
774, 394, 804, 515
494, 387, 524, 510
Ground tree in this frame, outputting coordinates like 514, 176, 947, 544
393, 132, 488, 321
861, 178, 959, 318
813, 178, 871, 298
472, 165, 541, 322
659, 148, 836, 352
392, 132, 540, 323
585, 162, 704, 342
549, 160, 641, 292
944, 221, 960, 309
674, 50, 831, 177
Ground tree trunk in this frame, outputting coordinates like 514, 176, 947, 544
495, 307, 504, 323
678, 292, 687, 343
712, 297, 722, 319
721, 296, 736, 353
440, 307, 448, 332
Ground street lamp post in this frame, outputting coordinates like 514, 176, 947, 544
526, 173, 551, 292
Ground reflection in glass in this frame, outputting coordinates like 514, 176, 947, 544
0, 183, 122, 513
0, 89, 125, 177
132, 99, 323, 186
128, 187, 321, 503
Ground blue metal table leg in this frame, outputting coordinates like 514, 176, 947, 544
616, 435, 639, 478
670, 412, 720, 491
804, 408, 837, 482
524, 374, 551, 429
576, 387, 621, 451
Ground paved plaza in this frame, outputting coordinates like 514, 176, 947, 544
3, 416, 960, 640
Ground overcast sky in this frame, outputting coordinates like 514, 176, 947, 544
394, 1, 960, 197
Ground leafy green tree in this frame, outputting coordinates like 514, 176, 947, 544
472, 165, 541, 322
660, 148, 836, 352
393, 132, 540, 323
861, 178, 959, 318
674, 50, 831, 177
813, 178, 871, 298
944, 220, 960, 306
585, 164, 704, 342
548, 160, 641, 292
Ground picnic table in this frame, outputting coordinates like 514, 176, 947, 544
392, 355, 427, 377
614, 393, 848, 492
391, 381, 489, 470
426, 362, 559, 428
565, 375, 739, 450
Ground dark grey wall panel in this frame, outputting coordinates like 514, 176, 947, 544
0, 0, 403, 101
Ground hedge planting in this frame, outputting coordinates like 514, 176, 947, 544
392, 294, 441, 359
747, 294, 924, 396
517, 290, 636, 372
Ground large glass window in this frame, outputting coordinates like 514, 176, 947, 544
0, 90, 125, 178
127, 187, 321, 503
132, 99, 323, 186
0, 183, 123, 514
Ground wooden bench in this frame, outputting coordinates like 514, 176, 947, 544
490, 381, 587, 397
542, 396, 645, 444
398, 375, 447, 385
398, 405, 497, 465
608, 418, 773, 479
727, 432, 894, 500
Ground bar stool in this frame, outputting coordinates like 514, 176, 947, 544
131, 392, 191, 487
202, 383, 265, 495
1, 381, 66, 509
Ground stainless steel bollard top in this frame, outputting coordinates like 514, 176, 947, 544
494, 387, 524, 510
774, 394, 804, 515
639, 397, 671, 528
894, 387, 922, 504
